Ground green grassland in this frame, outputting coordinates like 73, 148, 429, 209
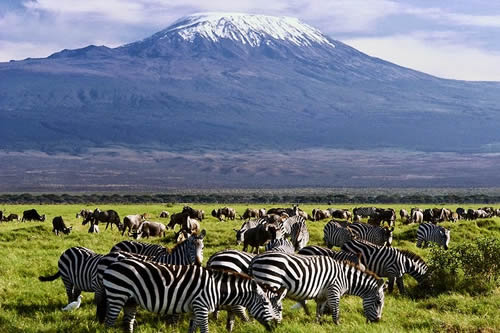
0, 203, 499, 333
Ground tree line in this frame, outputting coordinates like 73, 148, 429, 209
0, 192, 499, 204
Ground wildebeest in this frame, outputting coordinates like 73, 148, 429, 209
400, 209, 409, 221
122, 214, 145, 236
22, 209, 46, 222
411, 210, 424, 224
159, 211, 170, 218
311, 209, 331, 221
242, 223, 277, 254
211, 207, 236, 221
88, 224, 99, 233
167, 212, 189, 230
234, 219, 261, 245
52, 216, 72, 235
241, 208, 260, 220
3, 213, 19, 222
76, 209, 93, 219
131, 221, 166, 239
456, 208, 466, 219
182, 206, 204, 221
92, 208, 122, 230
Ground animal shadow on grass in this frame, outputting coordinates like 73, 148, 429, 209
397, 228, 417, 242
3, 300, 66, 314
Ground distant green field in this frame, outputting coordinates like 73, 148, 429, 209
0, 204, 499, 333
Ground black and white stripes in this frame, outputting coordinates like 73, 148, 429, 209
416, 223, 450, 249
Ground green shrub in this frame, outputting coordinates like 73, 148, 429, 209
425, 237, 500, 295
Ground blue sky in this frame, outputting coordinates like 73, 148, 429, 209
1, 0, 500, 81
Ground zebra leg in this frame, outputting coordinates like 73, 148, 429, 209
122, 300, 138, 333
396, 277, 405, 294
327, 291, 341, 325
388, 277, 395, 293
191, 306, 209, 333
416, 238, 422, 248
212, 309, 219, 321
105, 296, 126, 328
233, 305, 249, 322
226, 309, 236, 332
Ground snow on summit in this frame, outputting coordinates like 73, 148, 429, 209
163, 13, 335, 48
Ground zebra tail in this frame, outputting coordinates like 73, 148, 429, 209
38, 271, 61, 282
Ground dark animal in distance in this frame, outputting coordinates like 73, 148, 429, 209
159, 211, 170, 218
243, 223, 277, 254
52, 216, 72, 235
3, 213, 20, 222
22, 209, 46, 222
92, 208, 122, 231
131, 221, 166, 239
182, 205, 204, 220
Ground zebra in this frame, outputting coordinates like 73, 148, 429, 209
111, 240, 166, 257
341, 239, 428, 294
298, 245, 365, 271
416, 223, 450, 250
248, 252, 385, 324
288, 218, 309, 251
39, 246, 103, 307
101, 258, 285, 333
348, 222, 393, 246
113, 230, 206, 265
206, 249, 285, 331
265, 238, 295, 253
323, 221, 354, 248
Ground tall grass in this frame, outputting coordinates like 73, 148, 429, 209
0, 203, 499, 332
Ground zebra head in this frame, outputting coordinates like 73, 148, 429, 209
441, 228, 451, 250
363, 278, 385, 323
404, 253, 429, 284
187, 229, 206, 265
246, 281, 284, 331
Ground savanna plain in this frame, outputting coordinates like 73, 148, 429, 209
0, 203, 499, 333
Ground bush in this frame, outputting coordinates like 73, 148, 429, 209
425, 237, 500, 295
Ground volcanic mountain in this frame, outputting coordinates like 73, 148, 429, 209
1, 12, 500, 154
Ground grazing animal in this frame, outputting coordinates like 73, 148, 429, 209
348, 223, 393, 247
76, 209, 93, 219
399, 209, 409, 221
121, 214, 145, 236
92, 209, 122, 231
212, 207, 236, 221
323, 221, 354, 248
243, 224, 277, 254
411, 210, 424, 224
111, 240, 166, 257
131, 221, 166, 239
22, 209, 46, 222
311, 209, 331, 221
167, 212, 189, 230
182, 205, 205, 221
341, 239, 428, 294
159, 210, 170, 218
88, 224, 99, 233
265, 238, 295, 253
416, 223, 450, 250
241, 208, 260, 220
456, 207, 466, 219
38, 247, 103, 305
249, 252, 385, 324
234, 219, 261, 245
100, 258, 282, 333
328, 209, 349, 220
52, 216, 72, 235
4, 213, 20, 222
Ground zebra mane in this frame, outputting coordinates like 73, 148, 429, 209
207, 268, 252, 280
399, 249, 426, 264
341, 260, 381, 280
167, 238, 189, 254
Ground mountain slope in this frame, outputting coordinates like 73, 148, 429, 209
1, 13, 500, 154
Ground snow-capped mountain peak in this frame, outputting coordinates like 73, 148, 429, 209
162, 12, 335, 48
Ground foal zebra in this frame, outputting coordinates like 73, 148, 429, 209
39, 247, 103, 306
101, 258, 285, 333
416, 223, 450, 249
342, 239, 428, 293
249, 252, 385, 324
323, 221, 354, 248
348, 223, 393, 246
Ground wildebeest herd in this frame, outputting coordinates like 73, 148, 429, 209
0, 205, 495, 332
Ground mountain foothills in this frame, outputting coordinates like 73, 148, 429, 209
1, 13, 500, 154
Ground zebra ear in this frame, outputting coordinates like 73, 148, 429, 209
199, 229, 206, 239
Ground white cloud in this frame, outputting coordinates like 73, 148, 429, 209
405, 7, 500, 28
344, 34, 500, 81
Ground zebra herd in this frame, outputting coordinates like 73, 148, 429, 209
36, 207, 459, 332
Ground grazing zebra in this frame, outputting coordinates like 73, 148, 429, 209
348, 223, 393, 246
265, 238, 295, 253
249, 252, 385, 324
298, 245, 365, 271
206, 249, 286, 331
39, 247, 103, 306
112, 230, 206, 265
101, 258, 285, 333
323, 222, 354, 248
416, 223, 450, 249
111, 240, 166, 257
341, 239, 428, 294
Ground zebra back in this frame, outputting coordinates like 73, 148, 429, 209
298, 245, 365, 271
155, 229, 206, 265
110, 240, 166, 257
265, 238, 295, 253
416, 223, 450, 249
348, 222, 393, 246
323, 222, 353, 248
207, 249, 254, 274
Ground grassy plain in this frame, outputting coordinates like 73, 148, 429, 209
0, 203, 499, 333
